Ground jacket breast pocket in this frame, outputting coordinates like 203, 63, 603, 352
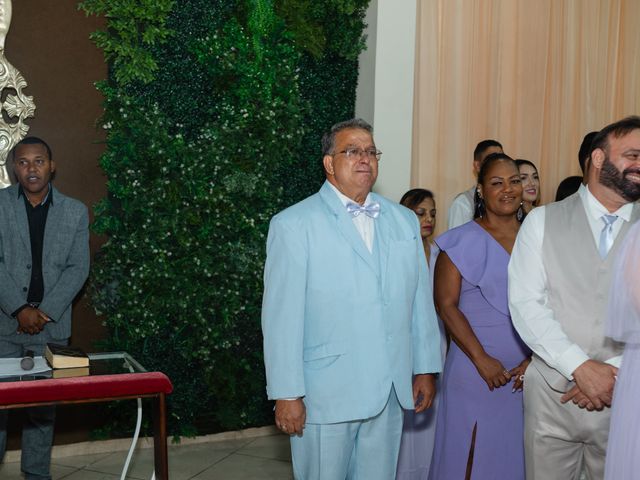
303, 341, 347, 370
388, 239, 419, 287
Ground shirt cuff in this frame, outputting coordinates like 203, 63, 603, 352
555, 344, 590, 380
604, 355, 622, 369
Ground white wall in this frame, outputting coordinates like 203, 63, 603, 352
355, 0, 417, 202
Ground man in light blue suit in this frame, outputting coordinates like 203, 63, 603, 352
262, 119, 442, 479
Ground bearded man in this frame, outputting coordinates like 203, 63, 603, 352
508, 116, 640, 480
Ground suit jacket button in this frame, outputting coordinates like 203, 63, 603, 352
27, 264, 31, 269
22, 287, 27, 292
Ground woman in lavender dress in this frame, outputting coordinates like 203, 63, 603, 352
428, 154, 530, 480
604, 219, 640, 480
396, 189, 446, 480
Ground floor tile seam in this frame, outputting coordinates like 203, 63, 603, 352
56, 468, 84, 480
186, 450, 238, 479
232, 451, 293, 464
81, 464, 148, 480
52, 451, 121, 470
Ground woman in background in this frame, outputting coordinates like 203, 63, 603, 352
604, 219, 640, 480
428, 154, 530, 480
515, 159, 540, 214
396, 188, 446, 480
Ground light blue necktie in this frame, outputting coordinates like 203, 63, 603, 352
346, 201, 380, 219
598, 214, 618, 258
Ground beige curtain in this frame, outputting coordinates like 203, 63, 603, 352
412, 0, 640, 236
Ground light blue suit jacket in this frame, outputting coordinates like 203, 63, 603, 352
262, 181, 442, 424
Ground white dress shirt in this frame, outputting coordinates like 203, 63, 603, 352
508, 184, 633, 380
447, 186, 475, 229
327, 182, 375, 253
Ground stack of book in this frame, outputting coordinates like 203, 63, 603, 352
44, 343, 90, 378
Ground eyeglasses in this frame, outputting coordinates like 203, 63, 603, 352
333, 147, 382, 161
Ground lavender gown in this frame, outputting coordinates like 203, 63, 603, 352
428, 221, 529, 480
604, 220, 640, 480
396, 245, 447, 480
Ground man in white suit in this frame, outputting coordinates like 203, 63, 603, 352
262, 119, 442, 479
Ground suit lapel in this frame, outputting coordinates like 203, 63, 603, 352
11, 186, 31, 251
371, 193, 390, 289
43, 188, 63, 256
319, 182, 379, 276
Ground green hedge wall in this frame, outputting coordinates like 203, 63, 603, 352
80, 0, 369, 436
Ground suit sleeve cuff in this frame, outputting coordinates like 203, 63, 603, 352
11, 304, 29, 318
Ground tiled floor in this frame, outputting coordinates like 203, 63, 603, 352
0, 432, 294, 480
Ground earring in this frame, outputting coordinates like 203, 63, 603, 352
516, 202, 525, 222
476, 196, 485, 218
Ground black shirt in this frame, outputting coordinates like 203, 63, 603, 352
20, 185, 52, 304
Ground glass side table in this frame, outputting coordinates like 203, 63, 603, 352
0, 351, 173, 480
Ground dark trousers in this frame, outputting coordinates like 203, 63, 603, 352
0, 334, 66, 480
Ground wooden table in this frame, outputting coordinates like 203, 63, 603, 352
0, 352, 173, 480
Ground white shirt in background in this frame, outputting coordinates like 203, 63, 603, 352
447, 186, 476, 229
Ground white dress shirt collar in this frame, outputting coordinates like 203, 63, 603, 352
581, 183, 633, 223
326, 182, 375, 253
326, 181, 373, 208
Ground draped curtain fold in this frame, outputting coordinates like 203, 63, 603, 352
412, 0, 640, 235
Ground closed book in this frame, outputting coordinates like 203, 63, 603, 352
44, 343, 89, 369
51, 366, 90, 378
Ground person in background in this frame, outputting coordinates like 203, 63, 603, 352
396, 188, 446, 480
604, 219, 640, 480
509, 116, 640, 479
0, 137, 90, 480
429, 153, 530, 480
447, 140, 503, 229
555, 131, 598, 203
555, 176, 583, 202
399, 189, 438, 268
261, 119, 442, 480
515, 159, 541, 214
578, 131, 599, 184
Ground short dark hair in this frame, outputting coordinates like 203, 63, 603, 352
400, 188, 434, 211
555, 176, 583, 202
321, 118, 373, 156
474, 152, 519, 219
590, 116, 640, 155
473, 139, 503, 162
578, 131, 598, 174
12, 136, 53, 161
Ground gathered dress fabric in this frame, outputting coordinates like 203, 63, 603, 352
428, 221, 529, 480
604, 219, 640, 480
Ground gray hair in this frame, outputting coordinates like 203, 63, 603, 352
321, 118, 373, 156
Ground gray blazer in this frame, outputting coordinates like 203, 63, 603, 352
0, 183, 89, 339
